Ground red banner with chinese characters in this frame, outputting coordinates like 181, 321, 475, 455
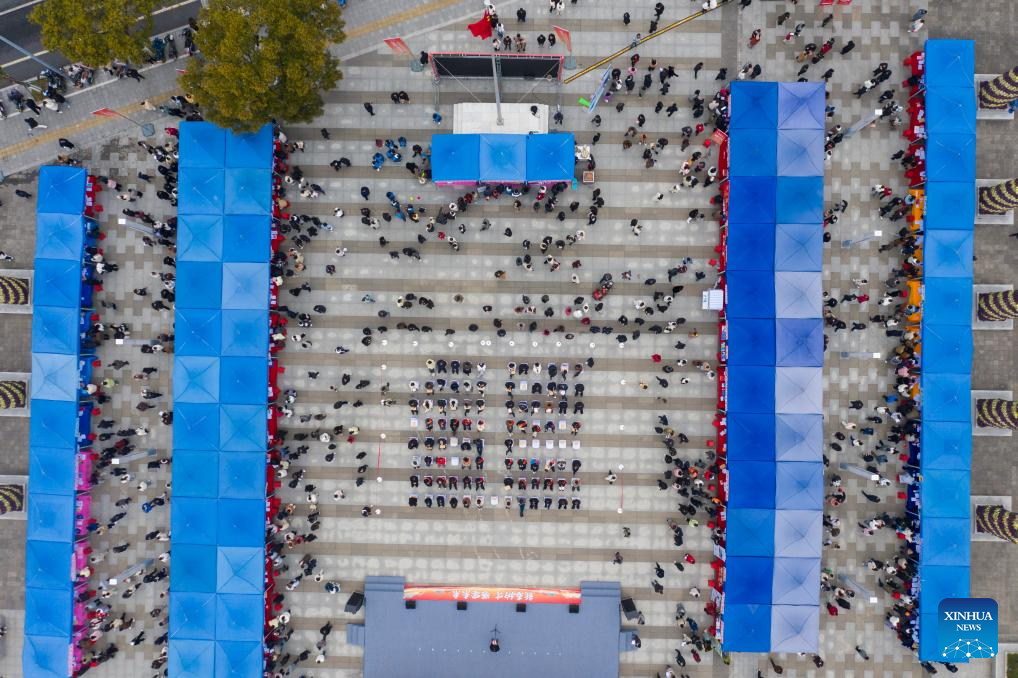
552, 25, 571, 53
404, 585, 582, 604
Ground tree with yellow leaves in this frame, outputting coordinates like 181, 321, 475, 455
30, 0, 157, 67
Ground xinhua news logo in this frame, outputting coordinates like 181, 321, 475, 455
938, 598, 998, 660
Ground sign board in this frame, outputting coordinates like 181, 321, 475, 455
404, 585, 582, 604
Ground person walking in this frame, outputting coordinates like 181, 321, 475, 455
363, 102, 375, 116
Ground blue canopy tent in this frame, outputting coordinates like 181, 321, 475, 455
224, 124, 273, 169
722, 604, 772, 652
219, 405, 266, 452
774, 272, 822, 318
776, 83, 825, 130
726, 270, 775, 318
29, 399, 79, 448
23, 633, 71, 677
30, 354, 79, 401
775, 129, 824, 177
922, 324, 972, 373
172, 497, 219, 545
173, 450, 220, 498
221, 310, 268, 357
725, 508, 775, 557
921, 421, 972, 470
773, 510, 822, 558
729, 82, 778, 130
176, 262, 224, 309
921, 373, 971, 422
430, 134, 481, 184
215, 594, 264, 641
727, 412, 776, 461
774, 462, 823, 509
176, 309, 223, 356
771, 558, 820, 606
919, 615, 942, 662
37, 166, 87, 214
727, 366, 776, 414
169, 640, 217, 678
925, 135, 976, 182
923, 277, 973, 324
178, 215, 225, 262
174, 356, 221, 404
775, 319, 824, 367
729, 129, 777, 176
918, 565, 970, 617
728, 461, 776, 509
525, 133, 575, 183
220, 357, 267, 405
727, 318, 775, 366
223, 215, 271, 263
769, 605, 819, 652
33, 258, 84, 309
773, 223, 823, 272
25, 586, 72, 637
171, 544, 218, 593
924, 230, 974, 277
217, 547, 264, 594
217, 499, 264, 547
775, 367, 823, 414
174, 403, 221, 451
775, 177, 824, 223
225, 168, 272, 215
180, 123, 227, 169
920, 517, 971, 567
218, 453, 265, 500
727, 221, 775, 271
221, 263, 268, 309
479, 135, 526, 183
924, 182, 975, 230
725, 557, 774, 604
170, 592, 218, 640
35, 213, 85, 261
924, 39, 975, 88
25, 540, 72, 590
215, 640, 264, 677
727, 176, 776, 224
926, 87, 977, 135
28, 446, 75, 496
774, 414, 823, 461
179, 168, 227, 215
31, 306, 82, 355
921, 469, 970, 518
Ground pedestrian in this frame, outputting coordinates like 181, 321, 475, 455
693, 61, 703, 78
24, 117, 46, 132
841, 40, 856, 54
516, 6, 526, 22
363, 102, 375, 116
14, 189, 31, 199
58, 138, 75, 149
622, 11, 630, 25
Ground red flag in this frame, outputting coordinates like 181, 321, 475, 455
92, 108, 120, 118
384, 37, 412, 56
468, 12, 493, 40
552, 25, 571, 52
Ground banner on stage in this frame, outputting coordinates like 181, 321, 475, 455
404, 585, 582, 604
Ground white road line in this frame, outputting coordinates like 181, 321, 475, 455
0, 0, 43, 19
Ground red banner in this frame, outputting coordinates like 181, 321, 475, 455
383, 37, 412, 56
552, 25, 571, 53
91, 108, 120, 118
404, 585, 581, 604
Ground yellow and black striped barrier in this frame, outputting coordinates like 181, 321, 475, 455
0, 380, 26, 410
978, 67, 1018, 110
976, 398, 1018, 430
977, 289, 1018, 322
0, 275, 29, 305
978, 178, 1018, 215
976, 504, 1018, 543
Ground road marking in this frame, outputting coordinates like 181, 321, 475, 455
0, 0, 43, 18
563, 0, 730, 84
346, 0, 466, 39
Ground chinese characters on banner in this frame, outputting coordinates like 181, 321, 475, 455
403, 585, 582, 604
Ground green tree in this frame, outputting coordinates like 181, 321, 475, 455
180, 0, 345, 132
29, 0, 157, 67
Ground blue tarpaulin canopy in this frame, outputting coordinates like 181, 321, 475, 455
925, 39, 975, 88
179, 168, 227, 215
215, 594, 264, 640
23, 634, 71, 677
25, 586, 72, 637
727, 318, 775, 366
37, 166, 86, 215
921, 469, 970, 518
722, 604, 772, 652
776, 129, 824, 176
174, 403, 221, 451
727, 176, 776, 223
727, 221, 775, 271
771, 558, 820, 606
922, 373, 971, 422
775, 462, 823, 509
775, 318, 824, 367
223, 215, 271, 262
926, 87, 977, 134
773, 510, 822, 558
729, 82, 778, 130
220, 357, 267, 405
33, 258, 83, 309
171, 544, 218, 593
922, 324, 972, 374
35, 213, 85, 261
920, 517, 971, 566
775, 177, 824, 223
918, 565, 970, 616
172, 497, 219, 545
28, 446, 75, 496
25, 540, 72, 590
225, 168, 272, 215
31, 307, 81, 355
775, 414, 823, 461
729, 461, 776, 508
774, 223, 823, 271
924, 230, 974, 277
174, 356, 221, 404
169, 639, 217, 678
216, 641, 264, 677
921, 421, 972, 470
176, 262, 224, 309
728, 366, 776, 414
173, 450, 219, 498
217, 499, 264, 547
180, 124, 228, 169
730, 130, 777, 176
431, 134, 480, 183
178, 215, 225, 262
29, 399, 79, 449
726, 509, 776, 557
219, 405, 266, 452
770, 605, 819, 652
525, 133, 575, 183
775, 367, 823, 414
176, 309, 224, 356
225, 125, 274, 169
923, 277, 973, 324
727, 412, 775, 461
777, 83, 825, 130
726, 270, 775, 318
170, 592, 217, 640
924, 182, 975, 231
221, 263, 268, 310
926, 135, 976, 182
774, 272, 822, 318
478, 134, 526, 182
218, 453, 265, 500
217, 547, 264, 594
221, 310, 268, 357
725, 557, 774, 604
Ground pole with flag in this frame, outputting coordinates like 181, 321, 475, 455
384, 36, 423, 72
92, 107, 155, 137
552, 25, 575, 70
